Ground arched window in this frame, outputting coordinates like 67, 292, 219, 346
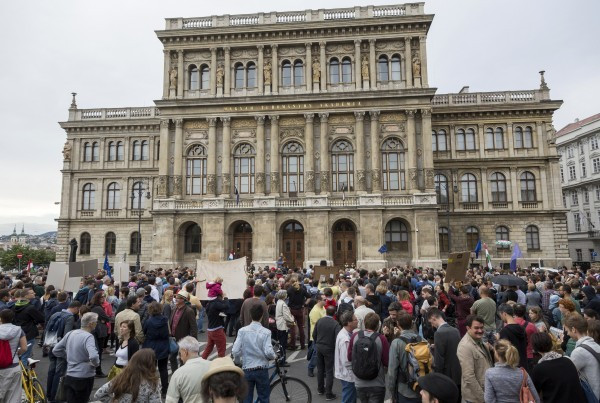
465, 128, 476, 150
381, 138, 405, 191
92, 142, 99, 161
496, 226, 510, 249
514, 126, 523, 149
234, 143, 255, 194
80, 232, 91, 255
524, 126, 533, 148
189, 65, 199, 90
200, 65, 210, 89
341, 57, 352, 83
282, 142, 304, 193
490, 172, 507, 202
526, 225, 540, 250
385, 220, 409, 252
105, 232, 116, 255
82, 183, 95, 210
83, 142, 92, 161
116, 141, 124, 161
391, 55, 401, 81
246, 63, 257, 88
432, 129, 447, 152
131, 181, 145, 209
520, 171, 537, 201
186, 144, 207, 195
106, 182, 120, 210
332, 140, 355, 192
234, 63, 244, 89
184, 224, 202, 253
108, 142, 116, 161
378, 55, 389, 81
439, 227, 449, 253
456, 129, 466, 151
329, 58, 340, 84
461, 173, 478, 202
466, 226, 479, 251
132, 140, 141, 160
293, 60, 304, 86
435, 174, 448, 204
130, 232, 141, 255
141, 140, 149, 161
281, 61, 292, 87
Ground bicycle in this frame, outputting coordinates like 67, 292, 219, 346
21, 357, 46, 403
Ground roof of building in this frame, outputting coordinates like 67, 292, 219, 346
556, 112, 600, 138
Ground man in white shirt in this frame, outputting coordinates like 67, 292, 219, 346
335, 311, 358, 403
166, 336, 211, 403
353, 296, 375, 331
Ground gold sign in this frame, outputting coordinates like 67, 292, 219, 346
223, 101, 363, 113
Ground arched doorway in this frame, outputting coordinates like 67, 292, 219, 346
332, 220, 356, 267
281, 221, 304, 269
232, 221, 253, 266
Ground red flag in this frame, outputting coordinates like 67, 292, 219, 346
26, 259, 33, 272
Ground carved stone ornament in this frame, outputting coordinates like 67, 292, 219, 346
412, 56, 422, 78
328, 114, 353, 125
305, 171, 315, 192
380, 113, 406, 123
312, 58, 321, 83
207, 174, 217, 194
185, 130, 208, 140
321, 171, 330, 192
271, 172, 280, 192
62, 141, 72, 161
185, 120, 208, 130
216, 65, 224, 87
231, 118, 257, 129
417, 149, 423, 157
315, 151, 320, 160
372, 169, 381, 190
425, 169, 435, 188
264, 61, 272, 85
172, 175, 182, 195
361, 56, 369, 80
256, 173, 266, 194
357, 170, 366, 190
221, 173, 231, 194
366, 151, 371, 158
381, 123, 406, 133
279, 117, 306, 127
169, 68, 177, 89
409, 168, 418, 187
280, 128, 304, 140
330, 126, 354, 136
158, 175, 168, 196
233, 130, 256, 140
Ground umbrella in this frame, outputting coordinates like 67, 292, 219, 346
492, 274, 527, 287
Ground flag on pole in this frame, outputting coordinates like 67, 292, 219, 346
483, 242, 493, 271
510, 242, 523, 272
234, 186, 240, 206
474, 240, 482, 259
26, 259, 33, 273
104, 251, 112, 278
378, 244, 388, 254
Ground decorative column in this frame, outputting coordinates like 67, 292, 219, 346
507, 123, 515, 157
404, 37, 413, 89
162, 50, 170, 99
355, 111, 366, 192
210, 47, 217, 97
369, 39, 376, 89
418, 36, 428, 87
370, 111, 381, 192
271, 45, 278, 94
221, 117, 231, 197
257, 45, 264, 95
319, 113, 330, 193
157, 119, 170, 197
224, 47, 231, 96
207, 118, 218, 196
354, 40, 362, 90
421, 109, 434, 191
478, 124, 485, 159
270, 115, 280, 195
305, 43, 312, 93
255, 116, 266, 194
304, 113, 315, 193
173, 119, 184, 198
319, 42, 327, 92
177, 50, 184, 98
405, 110, 417, 193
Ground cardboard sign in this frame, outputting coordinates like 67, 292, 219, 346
313, 266, 338, 284
68, 259, 99, 277
46, 262, 69, 290
113, 262, 131, 285
445, 251, 471, 281
196, 258, 247, 299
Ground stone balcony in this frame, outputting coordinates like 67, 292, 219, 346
432, 89, 549, 107
68, 107, 160, 122
165, 3, 424, 30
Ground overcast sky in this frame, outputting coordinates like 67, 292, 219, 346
0, 0, 598, 235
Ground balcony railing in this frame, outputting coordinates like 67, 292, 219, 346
69, 107, 160, 122
520, 201, 539, 209
460, 202, 480, 210
432, 90, 545, 107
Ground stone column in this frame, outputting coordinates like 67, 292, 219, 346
481, 169, 489, 209
507, 123, 515, 157
255, 116, 266, 194
177, 50, 184, 98
158, 119, 170, 197
304, 113, 315, 193
210, 47, 217, 97
223, 47, 231, 96
257, 45, 264, 95
510, 167, 519, 209
419, 36, 428, 87
207, 118, 218, 196
355, 111, 366, 192
173, 119, 184, 198
405, 110, 417, 193
221, 117, 231, 197
421, 109, 434, 191
162, 50, 170, 99
404, 37, 413, 89
319, 113, 330, 193
354, 40, 362, 90
305, 43, 312, 93
478, 124, 485, 159
271, 45, 278, 94
370, 111, 381, 192
369, 39, 376, 89
449, 125, 457, 160
319, 42, 326, 92
270, 115, 280, 195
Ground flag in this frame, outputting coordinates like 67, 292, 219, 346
26, 259, 33, 272
510, 242, 523, 272
234, 186, 240, 205
378, 244, 388, 254
104, 251, 112, 278
483, 242, 493, 271
474, 240, 482, 258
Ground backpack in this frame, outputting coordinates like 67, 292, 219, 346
44, 311, 71, 348
351, 331, 381, 380
399, 335, 433, 391
74, 287, 90, 305
337, 299, 354, 322
0, 340, 17, 369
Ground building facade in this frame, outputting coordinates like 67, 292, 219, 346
556, 113, 600, 265
57, 3, 569, 270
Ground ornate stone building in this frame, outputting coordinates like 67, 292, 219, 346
57, 3, 569, 270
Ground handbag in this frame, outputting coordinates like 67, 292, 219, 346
169, 337, 179, 354
55, 376, 66, 401
519, 368, 536, 403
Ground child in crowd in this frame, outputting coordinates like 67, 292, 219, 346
206, 277, 224, 301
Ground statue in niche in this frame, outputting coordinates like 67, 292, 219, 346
216, 65, 224, 87
169, 67, 177, 89
412, 55, 421, 78
361, 56, 369, 80
264, 61, 272, 85
62, 141, 72, 161
312, 58, 320, 83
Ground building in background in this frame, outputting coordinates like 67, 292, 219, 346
56, 3, 569, 270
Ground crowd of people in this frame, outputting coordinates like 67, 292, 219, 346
0, 262, 598, 403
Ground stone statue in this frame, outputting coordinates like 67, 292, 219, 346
69, 238, 78, 262
62, 141, 72, 161
412, 56, 421, 77
264, 61, 272, 85
216, 65, 224, 87
169, 67, 177, 89
361, 56, 369, 81
312, 58, 320, 83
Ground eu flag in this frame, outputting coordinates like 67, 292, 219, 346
378, 244, 388, 254
103, 251, 111, 278
474, 240, 482, 259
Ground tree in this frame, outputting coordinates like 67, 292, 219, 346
0, 245, 56, 270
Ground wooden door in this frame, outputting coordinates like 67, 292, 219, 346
233, 222, 253, 267
282, 221, 304, 269
332, 220, 356, 267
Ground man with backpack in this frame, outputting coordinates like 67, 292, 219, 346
11, 289, 44, 366
565, 314, 600, 400
313, 306, 341, 400
348, 312, 389, 403
74, 279, 96, 306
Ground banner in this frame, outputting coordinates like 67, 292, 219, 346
113, 262, 131, 285
445, 251, 471, 281
68, 259, 99, 277
46, 262, 69, 290
195, 257, 247, 300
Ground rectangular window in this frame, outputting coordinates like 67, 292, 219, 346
592, 138, 599, 150
596, 185, 600, 201
569, 165, 576, 180
582, 162, 587, 178
560, 166, 564, 183
591, 249, 596, 261
584, 189, 590, 204
568, 147, 574, 158
571, 191, 579, 205
580, 142, 585, 154
576, 249, 583, 261
563, 192, 567, 207
594, 158, 600, 174
574, 213, 581, 232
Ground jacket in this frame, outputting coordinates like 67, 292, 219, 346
484, 364, 540, 403
90, 304, 111, 339
205, 298, 229, 330
94, 378, 162, 403
115, 308, 144, 343
456, 333, 494, 403
170, 305, 197, 341
143, 315, 170, 360
312, 315, 341, 355
433, 323, 462, 386
386, 330, 420, 400
12, 300, 44, 340
275, 299, 294, 331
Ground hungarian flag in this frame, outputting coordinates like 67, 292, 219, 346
26, 259, 33, 272
483, 243, 493, 271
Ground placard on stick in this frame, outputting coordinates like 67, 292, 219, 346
313, 266, 338, 284
445, 251, 471, 281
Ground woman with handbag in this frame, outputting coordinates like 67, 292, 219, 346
142, 302, 170, 397
108, 320, 139, 380
275, 289, 294, 366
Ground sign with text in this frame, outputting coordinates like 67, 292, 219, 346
314, 266, 339, 284
445, 251, 471, 282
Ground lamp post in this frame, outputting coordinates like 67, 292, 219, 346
130, 180, 151, 273
435, 182, 459, 253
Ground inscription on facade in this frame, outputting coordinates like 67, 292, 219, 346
223, 101, 363, 112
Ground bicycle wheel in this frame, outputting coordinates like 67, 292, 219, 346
270, 376, 312, 403
30, 378, 47, 403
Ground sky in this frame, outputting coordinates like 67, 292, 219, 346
0, 0, 599, 235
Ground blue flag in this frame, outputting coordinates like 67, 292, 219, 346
510, 242, 523, 272
378, 244, 387, 254
103, 251, 111, 278
474, 240, 482, 259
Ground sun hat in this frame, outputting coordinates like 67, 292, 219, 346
201, 356, 244, 382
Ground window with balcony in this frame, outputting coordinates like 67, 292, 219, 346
526, 225, 540, 250
82, 183, 95, 210
490, 172, 507, 202
233, 143, 255, 194
282, 141, 304, 193
381, 138, 405, 191
571, 190, 579, 205
332, 140, 355, 192
569, 165, 576, 180
461, 173, 478, 203
106, 182, 120, 210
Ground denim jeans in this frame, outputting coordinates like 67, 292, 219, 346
21, 338, 35, 366
307, 342, 317, 372
341, 380, 357, 403
197, 307, 205, 332
243, 368, 270, 403
47, 352, 67, 401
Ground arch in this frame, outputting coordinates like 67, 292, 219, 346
108, 141, 116, 161
83, 142, 92, 161
520, 171, 536, 202
132, 140, 141, 160
381, 137, 406, 191
281, 220, 305, 269
391, 54, 402, 81
378, 55, 389, 81
230, 221, 253, 265
331, 139, 354, 192
105, 232, 116, 255
186, 143, 207, 156
80, 232, 91, 255
465, 226, 480, 251
293, 59, 304, 86
116, 141, 124, 161
200, 64, 210, 89
526, 225, 540, 250
246, 62, 257, 88
384, 218, 410, 252
460, 173, 478, 202
341, 57, 352, 83
141, 140, 149, 160
281, 60, 292, 86
490, 172, 507, 202
130, 231, 141, 255
92, 142, 99, 161
281, 141, 304, 193
106, 182, 120, 210
332, 219, 357, 267
234, 62, 244, 89
329, 58, 340, 84
189, 64, 199, 90
82, 183, 95, 210
184, 222, 202, 254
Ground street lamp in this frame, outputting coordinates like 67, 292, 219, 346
435, 182, 459, 253
130, 180, 151, 273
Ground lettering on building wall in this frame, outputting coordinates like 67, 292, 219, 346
223, 101, 363, 113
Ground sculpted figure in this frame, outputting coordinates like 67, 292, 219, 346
412, 56, 421, 77
62, 141, 72, 161
361, 56, 369, 80
312, 58, 321, 83
216, 65, 224, 87
169, 67, 177, 88
264, 61, 272, 85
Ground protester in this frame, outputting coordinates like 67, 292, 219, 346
287, 277, 310, 350
353, 296, 376, 331
275, 289, 294, 366
166, 336, 211, 403
313, 305, 341, 400
239, 285, 268, 328
427, 307, 461, 389
387, 311, 421, 403
497, 303, 528, 369
470, 286, 496, 343
201, 356, 248, 403
108, 319, 139, 381
0, 309, 27, 403
417, 373, 459, 403
201, 292, 229, 359
142, 301, 170, 396
115, 295, 144, 344
448, 284, 474, 337
89, 290, 111, 378
565, 314, 600, 399
334, 311, 358, 403
457, 315, 494, 403
11, 288, 44, 365
308, 292, 326, 377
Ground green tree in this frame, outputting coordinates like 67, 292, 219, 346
0, 245, 55, 270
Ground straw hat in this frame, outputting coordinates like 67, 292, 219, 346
175, 290, 189, 300
201, 357, 244, 382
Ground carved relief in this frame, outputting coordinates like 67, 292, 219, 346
264, 61, 272, 85
381, 123, 406, 133
357, 170, 366, 191
216, 65, 224, 87
169, 68, 177, 89
306, 171, 315, 192
184, 51, 211, 61
256, 173, 266, 194
233, 130, 256, 141
375, 40, 405, 51
157, 175, 168, 196
221, 173, 231, 195
408, 169, 418, 188
62, 141, 72, 161
231, 119, 257, 129
412, 53, 422, 78
271, 172, 280, 193
312, 58, 321, 83
361, 56, 369, 80
425, 169, 435, 188
321, 171, 330, 192
372, 169, 381, 191
328, 114, 353, 125
280, 128, 304, 140
379, 113, 406, 123
185, 131, 208, 140
279, 117, 306, 127
172, 175, 182, 195
329, 126, 354, 136
185, 121, 209, 130
207, 174, 217, 195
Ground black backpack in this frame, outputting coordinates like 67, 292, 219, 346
351, 331, 381, 380
337, 299, 354, 322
